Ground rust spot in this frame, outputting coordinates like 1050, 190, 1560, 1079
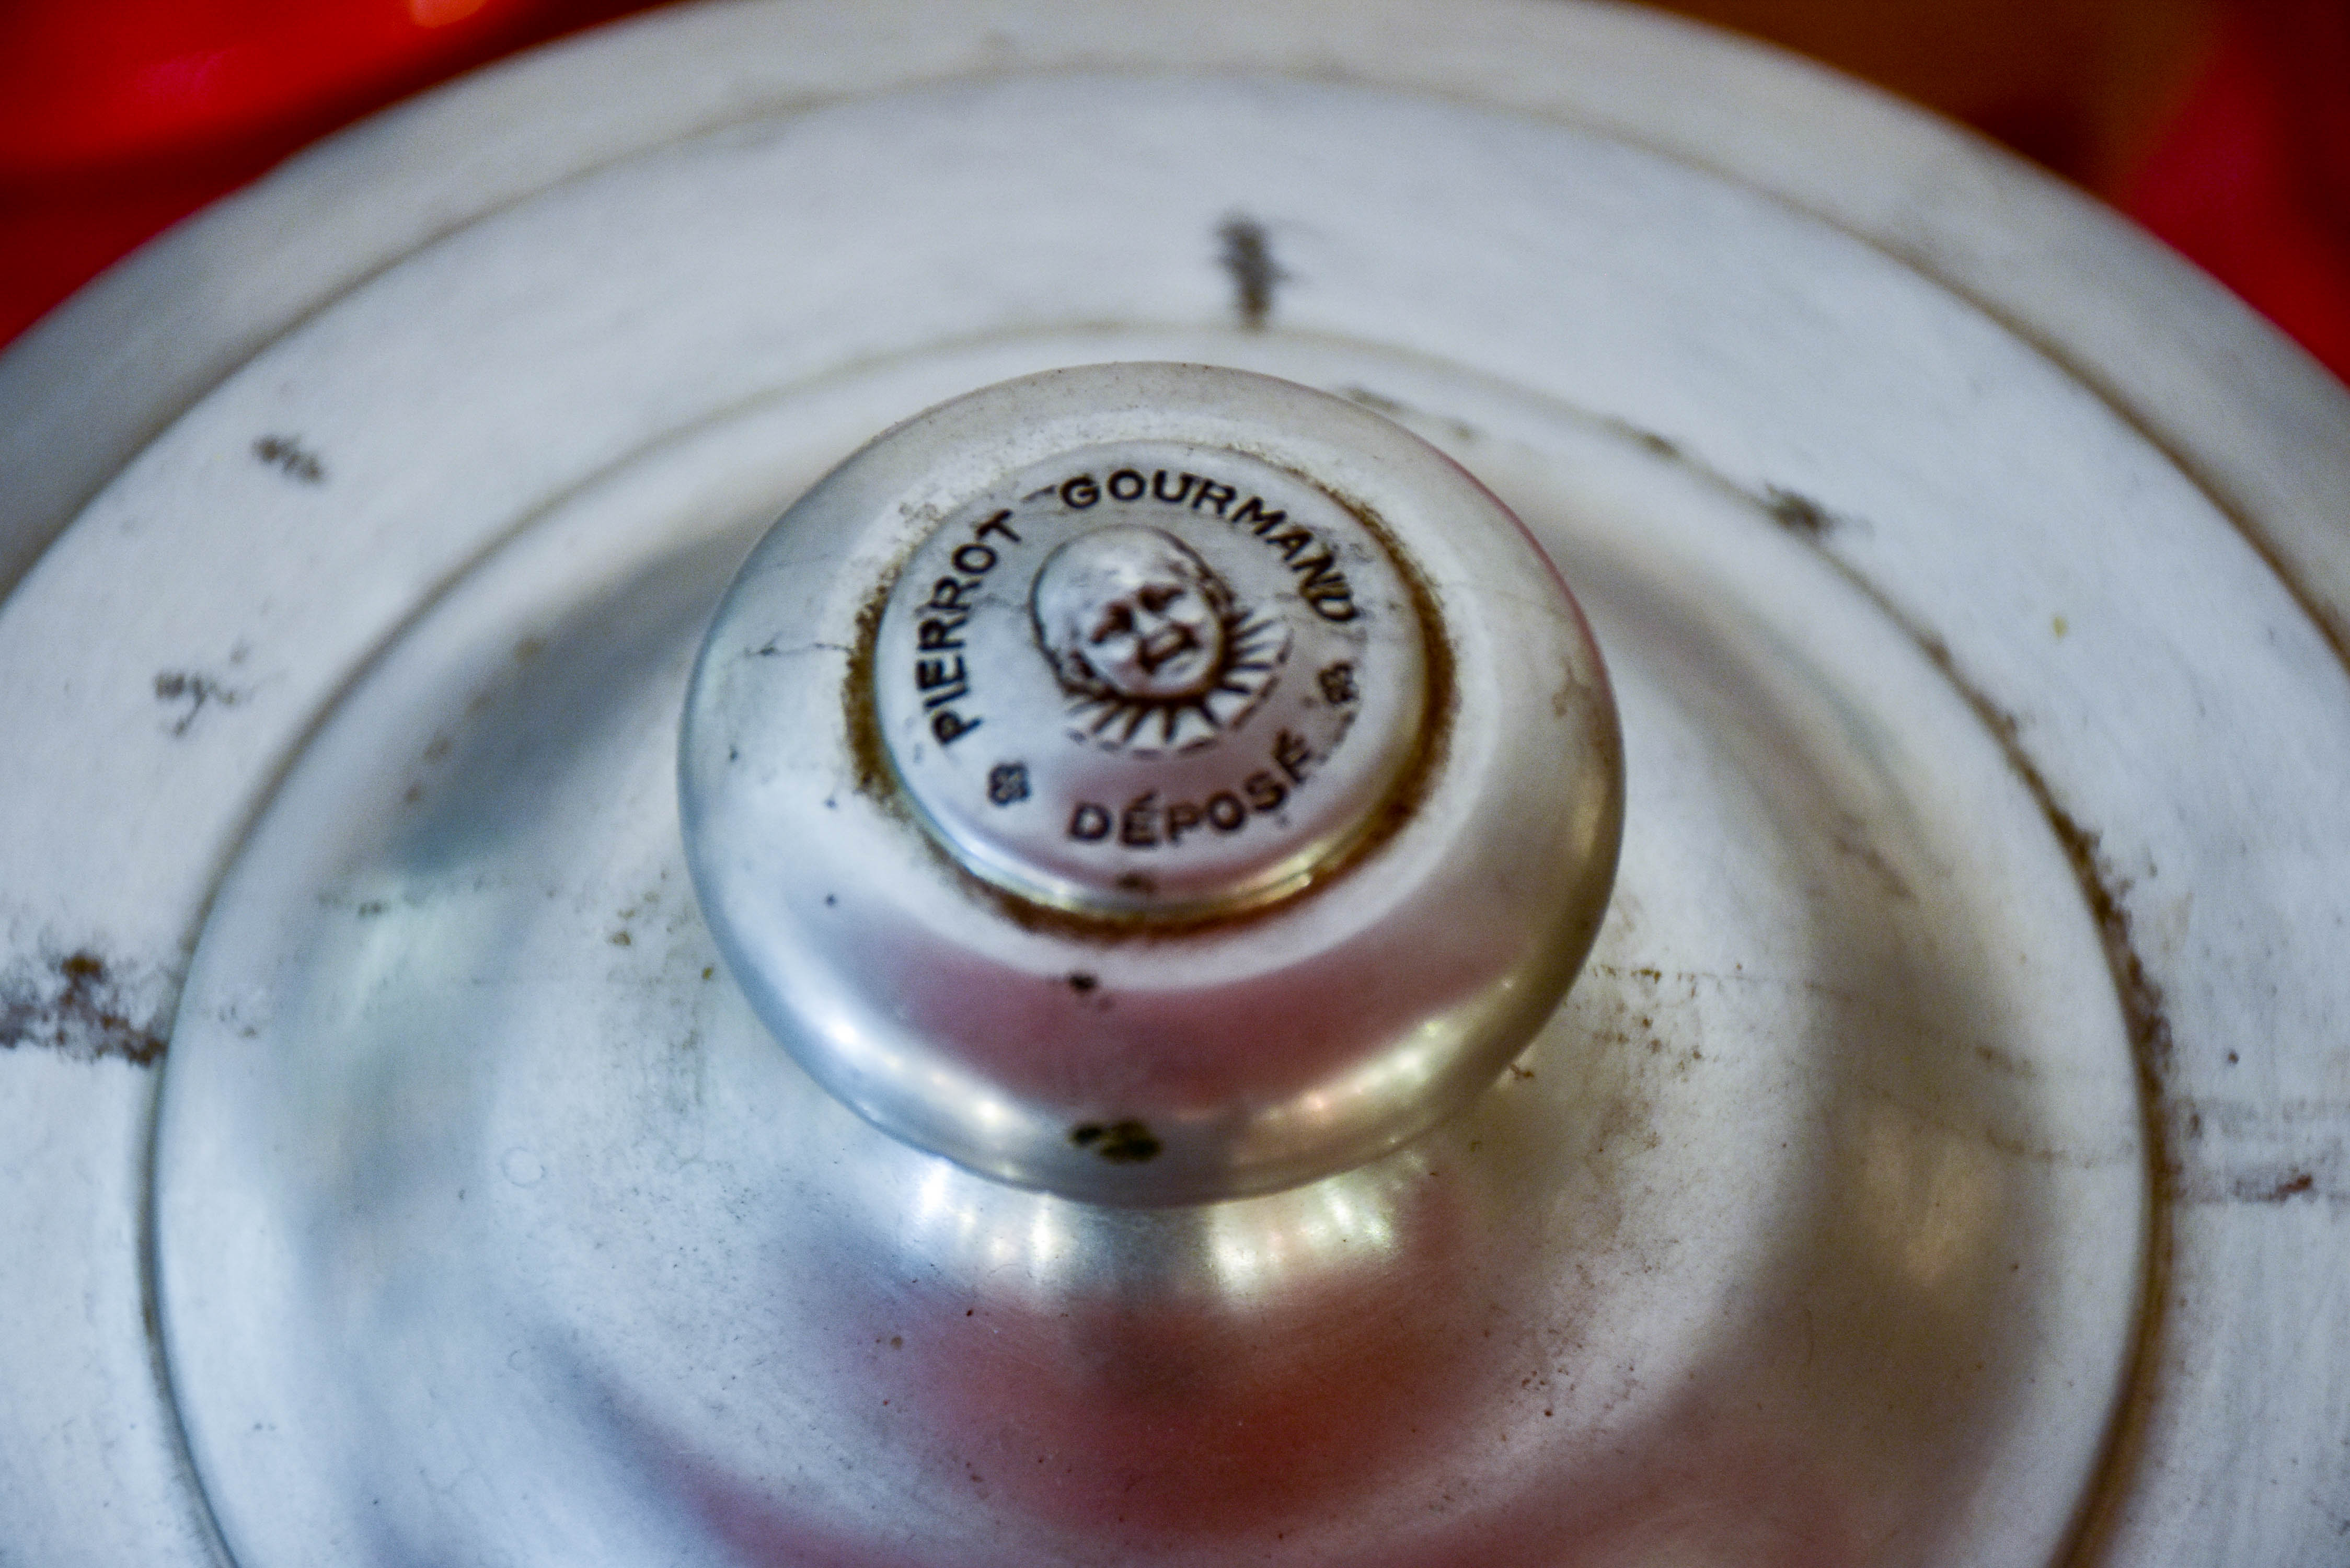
0, 950, 168, 1066
842, 579, 897, 805
2240, 1169, 2317, 1203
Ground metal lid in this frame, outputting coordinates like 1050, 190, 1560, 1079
7, 3, 2350, 1566
681, 363, 1621, 1202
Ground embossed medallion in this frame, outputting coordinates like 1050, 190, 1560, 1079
1031, 524, 1288, 753
870, 440, 1431, 916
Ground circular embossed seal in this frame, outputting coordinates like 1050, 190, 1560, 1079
872, 440, 1430, 916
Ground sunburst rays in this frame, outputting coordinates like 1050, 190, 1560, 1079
1064, 609, 1289, 753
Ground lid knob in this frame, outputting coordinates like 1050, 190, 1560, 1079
681, 364, 1621, 1203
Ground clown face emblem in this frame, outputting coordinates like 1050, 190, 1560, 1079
1031, 525, 1286, 751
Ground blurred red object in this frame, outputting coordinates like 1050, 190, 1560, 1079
2120, 0, 2350, 384
0, 0, 651, 348
4, 0, 2349, 390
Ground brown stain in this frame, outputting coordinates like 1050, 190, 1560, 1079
840, 578, 898, 806
0, 950, 168, 1066
1756, 519, 2172, 1568
1763, 516, 2176, 1568
1885, 630, 2189, 1543
1593, 419, 2191, 1568
2247, 1169, 2316, 1202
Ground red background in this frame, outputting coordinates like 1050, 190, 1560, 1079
3, 0, 2346, 383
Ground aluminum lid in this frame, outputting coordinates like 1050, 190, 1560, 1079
5, 2, 2350, 1566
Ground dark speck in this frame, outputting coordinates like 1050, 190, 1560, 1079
1764, 487, 1834, 537
1217, 214, 1285, 330
154, 669, 245, 737
252, 434, 326, 483
1067, 972, 1098, 994
1070, 1120, 1161, 1163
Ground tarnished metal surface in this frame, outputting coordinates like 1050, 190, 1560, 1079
155, 333, 2141, 1564
1, 3, 2346, 1564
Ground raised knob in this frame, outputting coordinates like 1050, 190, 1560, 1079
681, 364, 1621, 1203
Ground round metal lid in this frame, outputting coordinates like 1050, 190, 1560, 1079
2, 4, 2348, 1567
